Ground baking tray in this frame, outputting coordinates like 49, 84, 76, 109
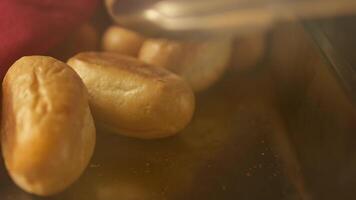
1, 21, 356, 199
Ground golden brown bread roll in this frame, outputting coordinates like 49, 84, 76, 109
2, 56, 96, 196
138, 38, 233, 92
67, 52, 195, 139
102, 26, 145, 56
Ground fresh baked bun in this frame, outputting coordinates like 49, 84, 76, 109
67, 52, 195, 139
138, 38, 233, 92
102, 26, 145, 56
2, 56, 96, 196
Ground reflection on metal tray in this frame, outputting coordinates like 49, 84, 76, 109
305, 15, 356, 104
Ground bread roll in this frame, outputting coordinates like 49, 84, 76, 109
102, 26, 145, 56
138, 38, 232, 92
2, 56, 96, 196
67, 52, 195, 139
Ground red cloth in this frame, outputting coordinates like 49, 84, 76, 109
0, 0, 98, 78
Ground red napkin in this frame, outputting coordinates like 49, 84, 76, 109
0, 0, 99, 78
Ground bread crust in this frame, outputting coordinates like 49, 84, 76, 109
67, 52, 195, 139
1, 56, 96, 196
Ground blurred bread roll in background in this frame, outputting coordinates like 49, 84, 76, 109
138, 38, 233, 92
67, 52, 195, 139
102, 26, 145, 56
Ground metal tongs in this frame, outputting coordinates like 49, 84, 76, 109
106, 0, 356, 38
